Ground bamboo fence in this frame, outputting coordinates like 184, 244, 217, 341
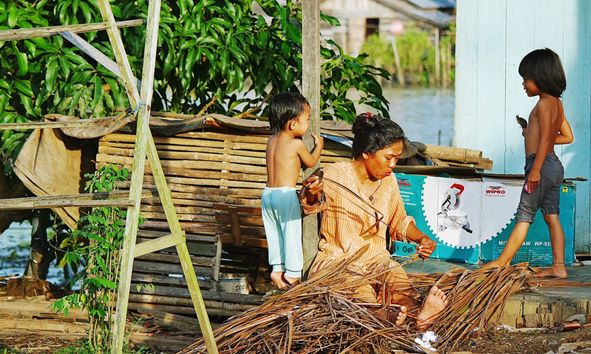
96, 127, 351, 316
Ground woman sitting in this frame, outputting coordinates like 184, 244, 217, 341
300, 113, 448, 330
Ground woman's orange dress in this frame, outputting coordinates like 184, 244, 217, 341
301, 161, 419, 308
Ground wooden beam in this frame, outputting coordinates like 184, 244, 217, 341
96, 0, 140, 108
104, 0, 146, 349
133, 233, 183, 258
0, 114, 129, 131
0, 192, 135, 210
0, 19, 143, 42
60, 31, 141, 89
301, 0, 321, 277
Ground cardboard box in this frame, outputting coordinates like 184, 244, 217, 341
395, 173, 576, 266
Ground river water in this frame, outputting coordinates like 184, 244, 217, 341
384, 86, 455, 146
0, 87, 455, 285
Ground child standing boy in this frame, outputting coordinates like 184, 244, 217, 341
263, 92, 324, 289
486, 48, 573, 278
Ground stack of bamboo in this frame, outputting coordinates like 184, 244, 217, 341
96, 128, 351, 316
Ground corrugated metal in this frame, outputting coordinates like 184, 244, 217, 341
455, 0, 591, 252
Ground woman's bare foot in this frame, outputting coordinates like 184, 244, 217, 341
416, 286, 448, 331
374, 305, 407, 326
395, 306, 407, 326
282, 274, 301, 288
534, 265, 567, 279
270, 271, 288, 290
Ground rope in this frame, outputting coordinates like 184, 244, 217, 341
322, 177, 414, 245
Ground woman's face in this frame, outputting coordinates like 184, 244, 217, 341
363, 140, 404, 180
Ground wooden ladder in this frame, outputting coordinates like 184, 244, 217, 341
0, 1, 218, 353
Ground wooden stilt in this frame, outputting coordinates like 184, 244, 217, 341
302, 0, 321, 277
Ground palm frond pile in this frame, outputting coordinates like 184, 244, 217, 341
180, 248, 532, 353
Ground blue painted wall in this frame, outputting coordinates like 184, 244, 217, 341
454, 0, 591, 253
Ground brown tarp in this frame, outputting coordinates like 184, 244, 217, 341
13, 127, 97, 229
13, 114, 354, 229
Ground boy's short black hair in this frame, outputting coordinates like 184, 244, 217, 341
518, 48, 566, 97
351, 113, 405, 158
268, 92, 310, 134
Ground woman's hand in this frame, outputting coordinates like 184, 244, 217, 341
302, 175, 324, 204
416, 235, 436, 259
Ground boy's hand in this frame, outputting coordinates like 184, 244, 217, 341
526, 170, 541, 193
312, 134, 324, 149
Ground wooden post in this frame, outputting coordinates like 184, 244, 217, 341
442, 31, 449, 88
435, 27, 440, 86
302, 0, 321, 277
109, 0, 158, 351
391, 36, 404, 86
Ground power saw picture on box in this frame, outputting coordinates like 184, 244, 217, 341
437, 183, 473, 234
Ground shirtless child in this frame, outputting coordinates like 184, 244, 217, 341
262, 92, 324, 290
485, 48, 574, 278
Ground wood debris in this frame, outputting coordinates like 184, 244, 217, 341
180, 250, 533, 353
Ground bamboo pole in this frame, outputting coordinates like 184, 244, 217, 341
129, 295, 257, 312
96, 0, 140, 109
424, 144, 483, 163
102, 0, 148, 349
60, 31, 141, 88
0, 114, 128, 130
0, 19, 143, 41
302, 0, 321, 277
0, 191, 135, 210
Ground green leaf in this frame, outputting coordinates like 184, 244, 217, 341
45, 58, 58, 92
8, 4, 19, 28
58, 55, 71, 78
19, 93, 36, 116
14, 80, 33, 97
320, 13, 341, 27
23, 40, 37, 58
0, 95, 8, 116
79, 2, 92, 24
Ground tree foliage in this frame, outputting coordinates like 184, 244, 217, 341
0, 0, 390, 169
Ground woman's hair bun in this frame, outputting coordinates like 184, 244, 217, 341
352, 112, 376, 136
351, 112, 405, 158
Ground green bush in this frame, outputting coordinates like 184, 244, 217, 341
359, 34, 395, 74
396, 25, 434, 85
360, 23, 456, 87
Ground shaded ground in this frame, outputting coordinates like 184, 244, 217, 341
458, 327, 591, 354
1, 328, 591, 353
0, 332, 81, 354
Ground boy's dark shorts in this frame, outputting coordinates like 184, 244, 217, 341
514, 152, 564, 224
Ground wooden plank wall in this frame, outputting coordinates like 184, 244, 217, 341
455, 0, 591, 252
96, 129, 351, 316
